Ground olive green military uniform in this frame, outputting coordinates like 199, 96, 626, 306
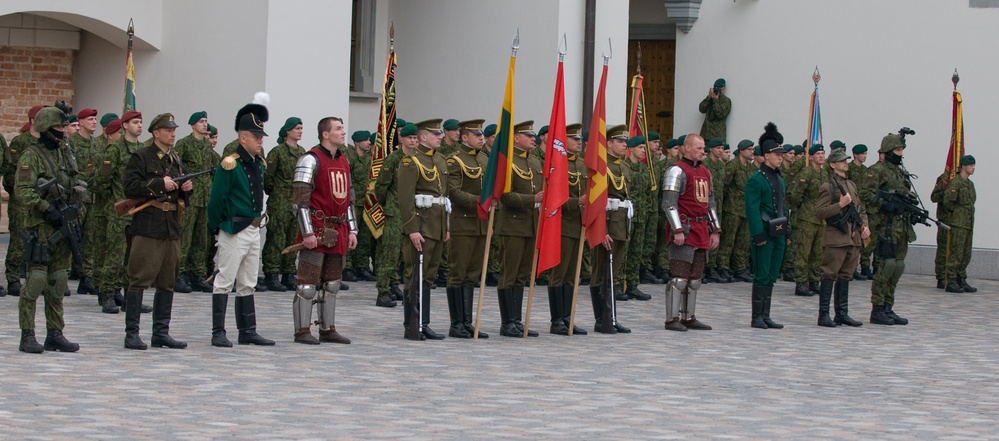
373, 147, 408, 298
69, 131, 101, 292
174, 133, 220, 283
5, 132, 35, 290
262, 141, 306, 277
698, 94, 731, 143
496, 144, 543, 337
345, 146, 374, 275
930, 172, 950, 284
438, 139, 459, 159
624, 157, 651, 290
814, 166, 868, 327
591, 154, 631, 287
548, 148, 587, 334
942, 172, 975, 283
222, 139, 239, 157
788, 163, 827, 286
96, 136, 144, 293
718, 156, 755, 276
654, 154, 681, 274
446, 145, 487, 287
702, 155, 726, 273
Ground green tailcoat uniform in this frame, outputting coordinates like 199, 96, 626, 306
262, 141, 306, 274
207, 146, 264, 235
446, 145, 488, 287
745, 165, 788, 286
718, 158, 755, 272
861, 160, 914, 307
497, 149, 543, 289
788, 164, 827, 283
345, 146, 374, 272
698, 94, 731, 142
942, 174, 975, 280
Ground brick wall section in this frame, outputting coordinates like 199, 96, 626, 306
0, 46, 75, 141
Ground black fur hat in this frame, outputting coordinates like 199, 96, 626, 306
758, 122, 786, 155
234, 92, 270, 131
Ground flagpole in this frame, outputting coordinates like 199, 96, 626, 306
473, 207, 496, 339
523, 240, 540, 338
567, 225, 587, 335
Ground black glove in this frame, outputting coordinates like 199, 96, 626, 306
880, 201, 899, 215
44, 205, 63, 228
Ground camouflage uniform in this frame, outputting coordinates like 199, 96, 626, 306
69, 132, 100, 289
788, 163, 827, 288
95, 136, 144, 293
222, 139, 239, 157
262, 141, 306, 277
702, 155, 726, 274
942, 172, 975, 285
174, 133, 220, 282
373, 148, 409, 297
717, 157, 754, 276
698, 94, 731, 142
5, 132, 34, 289
345, 147, 374, 275
624, 158, 651, 295
438, 140, 459, 159
930, 172, 949, 283
847, 159, 872, 275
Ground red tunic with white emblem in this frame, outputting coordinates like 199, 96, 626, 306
296, 146, 352, 255
675, 159, 712, 249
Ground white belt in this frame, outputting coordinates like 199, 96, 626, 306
606, 198, 634, 219
415, 195, 452, 213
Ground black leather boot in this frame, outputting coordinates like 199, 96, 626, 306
817, 280, 837, 327
212, 294, 232, 347
390, 283, 404, 301
150, 290, 187, 349
447, 287, 471, 338
808, 281, 820, 295
884, 303, 908, 325
124, 289, 147, 350
945, 279, 963, 292
614, 285, 629, 301
861, 267, 873, 280
19, 329, 44, 353
626, 284, 651, 301
235, 295, 275, 345
716, 268, 733, 284
833, 280, 863, 327
98, 291, 120, 314
121, 291, 153, 313
750, 285, 767, 329
43, 328, 79, 352
174, 272, 193, 293
734, 269, 754, 283
598, 283, 618, 334
404, 287, 423, 341
959, 278, 977, 293
498, 288, 520, 337
869, 304, 894, 325
703, 267, 720, 283
548, 286, 569, 335
77, 276, 97, 295
762, 286, 783, 329
561, 285, 586, 335
8, 279, 21, 297
281, 274, 296, 290
462, 287, 487, 338
265, 274, 287, 292
590, 286, 612, 333
485, 272, 499, 287
512, 287, 538, 337
794, 282, 813, 296
421, 283, 445, 340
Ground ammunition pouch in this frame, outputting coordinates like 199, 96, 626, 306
20, 229, 49, 265
877, 234, 897, 259
761, 212, 789, 237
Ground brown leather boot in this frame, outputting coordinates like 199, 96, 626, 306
294, 327, 319, 345
319, 326, 351, 344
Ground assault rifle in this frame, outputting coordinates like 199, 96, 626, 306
874, 187, 950, 231
38, 178, 85, 271
114, 169, 212, 217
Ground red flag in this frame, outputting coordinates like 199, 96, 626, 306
583, 63, 609, 249
944, 89, 964, 183
536, 58, 568, 276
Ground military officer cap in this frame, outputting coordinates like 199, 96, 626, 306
369, 132, 377, 144
706, 137, 724, 148
104, 118, 122, 135
33, 107, 67, 132
208, 124, 218, 137
100, 113, 119, 126
188, 111, 208, 125
399, 123, 418, 137
484, 123, 497, 137
566, 123, 583, 139
442, 118, 460, 131
852, 144, 868, 154
627, 136, 646, 148
714, 78, 726, 88
665, 138, 679, 149
121, 110, 141, 123
829, 140, 846, 151
538, 125, 550, 136
879, 133, 905, 153
459, 119, 485, 134
77, 108, 98, 120
606, 124, 628, 140
352, 130, 371, 142
648, 131, 660, 141
793, 144, 804, 155
677, 134, 687, 145
148, 113, 179, 133
415, 118, 444, 134
808, 143, 824, 155
960, 155, 975, 166
827, 150, 850, 163
67, 115, 78, 124
737, 139, 754, 150
514, 120, 536, 136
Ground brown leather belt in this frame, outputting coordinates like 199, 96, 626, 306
233, 216, 264, 228
310, 210, 345, 224
680, 214, 709, 223
148, 200, 178, 212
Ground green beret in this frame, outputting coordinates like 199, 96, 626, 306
582, 130, 589, 142
188, 111, 207, 125
352, 130, 371, 142
879, 133, 905, 153
706, 137, 723, 148
714, 78, 726, 88
829, 140, 846, 151
627, 136, 646, 148
827, 150, 850, 163
538, 125, 549, 136
278, 117, 302, 143
535, 136, 542, 145
753, 145, 762, 156
793, 145, 805, 155
852, 144, 868, 154
648, 131, 660, 141
677, 135, 687, 146
33, 107, 66, 132
960, 155, 975, 166
665, 139, 679, 149
369, 132, 377, 144
737, 139, 754, 150
66, 115, 78, 123
484, 124, 497, 137
723, 143, 731, 151
399, 123, 418, 137
809, 143, 824, 155
208, 124, 218, 136
100, 113, 119, 126
443, 119, 459, 131
396, 118, 407, 127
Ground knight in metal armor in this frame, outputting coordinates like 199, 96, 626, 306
291, 117, 358, 345
661, 133, 720, 332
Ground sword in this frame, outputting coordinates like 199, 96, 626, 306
608, 252, 617, 327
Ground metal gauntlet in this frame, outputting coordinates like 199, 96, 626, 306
297, 207, 314, 237
666, 206, 683, 233
708, 207, 722, 233
347, 205, 358, 234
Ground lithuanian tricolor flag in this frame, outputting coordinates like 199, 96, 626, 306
478, 52, 516, 219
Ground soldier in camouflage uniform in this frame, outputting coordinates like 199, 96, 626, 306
373, 123, 418, 305
654, 137, 682, 280
80, 116, 122, 313
97, 110, 152, 313
717, 139, 756, 283
847, 144, 872, 280
94, 113, 118, 150
68, 108, 101, 298
623, 136, 653, 301
640, 132, 665, 285
173, 111, 218, 293
860, 133, 912, 326
14, 107, 81, 353
698, 79, 731, 143
3, 106, 48, 298
930, 170, 951, 289
438, 119, 461, 158
262, 117, 306, 291
531, 125, 549, 162
344, 130, 376, 283
941, 155, 977, 293
788, 144, 827, 296
702, 137, 728, 283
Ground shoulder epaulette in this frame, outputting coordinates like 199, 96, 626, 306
221, 153, 239, 171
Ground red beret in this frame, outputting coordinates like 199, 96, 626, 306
121, 110, 142, 122
77, 108, 98, 119
20, 122, 31, 133
28, 105, 46, 119
103, 119, 122, 135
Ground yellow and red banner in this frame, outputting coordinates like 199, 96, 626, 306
363, 36, 398, 238
944, 90, 964, 182
627, 73, 656, 190
583, 63, 609, 249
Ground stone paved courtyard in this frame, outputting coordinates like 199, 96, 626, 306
0, 251, 996, 440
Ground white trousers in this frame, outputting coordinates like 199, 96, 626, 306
212, 225, 261, 297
